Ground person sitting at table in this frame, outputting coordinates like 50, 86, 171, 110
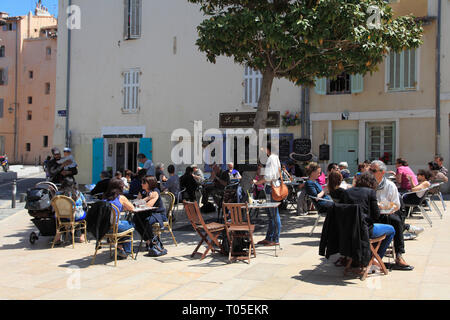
192, 164, 205, 184
227, 162, 242, 181
370, 160, 414, 270
102, 178, 136, 259
428, 161, 448, 183
115, 171, 129, 191
434, 155, 448, 177
327, 163, 339, 174
341, 172, 396, 269
253, 163, 266, 199
90, 171, 111, 196
137, 153, 155, 176
281, 164, 292, 181
61, 177, 87, 243
124, 169, 133, 185
137, 176, 168, 255
201, 163, 230, 207
180, 166, 198, 202
155, 163, 168, 184
304, 162, 333, 210
163, 164, 180, 198
388, 158, 417, 193
338, 162, 351, 179
327, 171, 347, 202
128, 168, 147, 199
403, 169, 432, 205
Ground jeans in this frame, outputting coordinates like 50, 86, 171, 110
264, 185, 282, 243
117, 220, 135, 253
370, 223, 395, 258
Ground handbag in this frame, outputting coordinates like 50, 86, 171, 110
271, 168, 289, 201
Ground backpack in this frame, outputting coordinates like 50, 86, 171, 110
147, 235, 167, 257
218, 229, 250, 255
25, 187, 52, 211
200, 202, 216, 213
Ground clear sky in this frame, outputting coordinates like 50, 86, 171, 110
0, 0, 58, 17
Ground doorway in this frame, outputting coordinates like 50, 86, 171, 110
333, 129, 359, 175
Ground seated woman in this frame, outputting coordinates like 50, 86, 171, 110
428, 161, 448, 183
61, 177, 87, 243
403, 169, 432, 205
327, 171, 347, 202
388, 158, 418, 193
304, 162, 333, 211
102, 178, 136, 259
136, 176, 168, 254
342, 172, 396, 264
128, 168, 147, 199
281, 164, 292, 181
253, 163, 266, 199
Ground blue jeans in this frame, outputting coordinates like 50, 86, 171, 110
117, 220, 135, 253
370, 223, 395, 258
264, 185, 282, 243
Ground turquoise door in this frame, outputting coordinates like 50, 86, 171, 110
92, 138, 104, 184
332, 130, 359, 175
138, 138, 152, 168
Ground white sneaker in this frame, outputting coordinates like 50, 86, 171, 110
409, 225, 424, 236
369, 265, 381, 274
403, 232, 418, 241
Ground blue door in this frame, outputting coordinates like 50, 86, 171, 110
92, 138, 104, 184
332, 130, 359, 175
138, 138, 152, 168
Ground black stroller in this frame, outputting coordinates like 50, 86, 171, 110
25, 182, 58, 244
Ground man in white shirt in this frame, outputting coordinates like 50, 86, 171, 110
253, 143, 282, 247
370, 160, 416, 271
138, 153, 155, 176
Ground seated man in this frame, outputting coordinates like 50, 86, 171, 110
163, 164, 180, 198
90, 171, 111, 196
339, 162, 351, 179
227, 162, 242, 180
179, 166, 198, 202
370, 160, 415, 270
128, 168, 147, 199
191, 164, 205, 184
202, 163, 230, 206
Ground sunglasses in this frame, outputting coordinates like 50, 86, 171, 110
369, 169, 379, 173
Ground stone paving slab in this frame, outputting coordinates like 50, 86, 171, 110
0, 200, 449, 300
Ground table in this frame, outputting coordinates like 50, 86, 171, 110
126, 205, 158, 259
248, 202, 281, 220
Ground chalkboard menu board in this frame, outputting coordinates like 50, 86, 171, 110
279, 135, 293, 162
293, 139, 311, 155
319, 144, 330, 161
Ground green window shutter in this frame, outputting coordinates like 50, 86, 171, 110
314, 77, 327, 95
92, 138, 104, 184
351, 74, 364, 94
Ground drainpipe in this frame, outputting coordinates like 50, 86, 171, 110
435, 0, 442, 155
66, 0, 72, 148
305, 87, 310, 139
13, 18, 19, 163
300, 87, 306, 138
300, 87, 311, 139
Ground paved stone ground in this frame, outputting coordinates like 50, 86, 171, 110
0, 198, 448, 300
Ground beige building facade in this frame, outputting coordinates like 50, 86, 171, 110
0, 3, 57, 164
54, 0, 449, 188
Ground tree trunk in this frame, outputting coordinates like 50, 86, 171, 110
253, 67, 275, 132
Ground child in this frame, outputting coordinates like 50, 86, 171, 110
57, 147, 78, 171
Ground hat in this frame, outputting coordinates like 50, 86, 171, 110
51, 147, 61, 155
191, 164, 198, 168
339, 161, 348, 168
63, 147, 72, 153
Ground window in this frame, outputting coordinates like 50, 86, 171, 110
45, 83, 50, 95
123, 69, 140, 112
0, 46, 5, 58
43, 136, 48, 148
29, 71, 34, 79
388, 48, 417, 91
366, 122, 395, 165
26, 143, 31, 152
0, 99, 3, 118
0, 68, 7, 85
124, 0, 142, 40
28, 96, 32, 104
327, 72, 351, 95
0, 136, 5, 155
244, 66, 262, 107
27, 111, 32, 120
2, 23, 15, 31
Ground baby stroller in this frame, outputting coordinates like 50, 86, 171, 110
25, 182, 58, 244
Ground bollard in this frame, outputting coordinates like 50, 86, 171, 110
11, 179, 16, 209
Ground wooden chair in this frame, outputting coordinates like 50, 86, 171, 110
183, 201, 225, 260
222, 203, 256, 264
153, 191, 178, 246
91, 204, 135, 267
51, 195, 87, 248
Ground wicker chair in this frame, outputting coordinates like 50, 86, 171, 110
152, 191, 178, 246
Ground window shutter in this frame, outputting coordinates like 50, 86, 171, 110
124, 0, 130, 39
92, 138, 104, 184
130, 0, 141, 39
2, 67, 8, 84
0, 99, 4, 118
350, 74, 364, 94
314, 78, 327, 95
12, 22, 16, 31
139, 138, 152, 162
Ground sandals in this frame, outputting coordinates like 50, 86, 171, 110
334, 257, 348, 267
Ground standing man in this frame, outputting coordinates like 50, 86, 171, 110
48, 147, 77, 184
434, 155, 448, 177
370, 160, 415, 270
137, 153, 155, 176
254, 143, 282, 247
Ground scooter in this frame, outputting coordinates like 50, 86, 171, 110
0, 155, 9, 172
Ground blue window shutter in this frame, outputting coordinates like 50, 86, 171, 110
0, 99, 4, 118
12, 23, 16, 31
139, 138, 152, 167
351, 74, 364, 94
314, 78, 327, 95
92, 138, 104, 184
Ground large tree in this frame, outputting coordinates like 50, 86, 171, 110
188, 0, 423, 131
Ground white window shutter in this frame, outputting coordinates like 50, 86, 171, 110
130, 0, 141, 39
124, 0, 129, 39
350, 74, 364, 94
314, 77, 327, 95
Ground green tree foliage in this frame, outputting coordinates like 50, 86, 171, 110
188, 0, 423, 129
